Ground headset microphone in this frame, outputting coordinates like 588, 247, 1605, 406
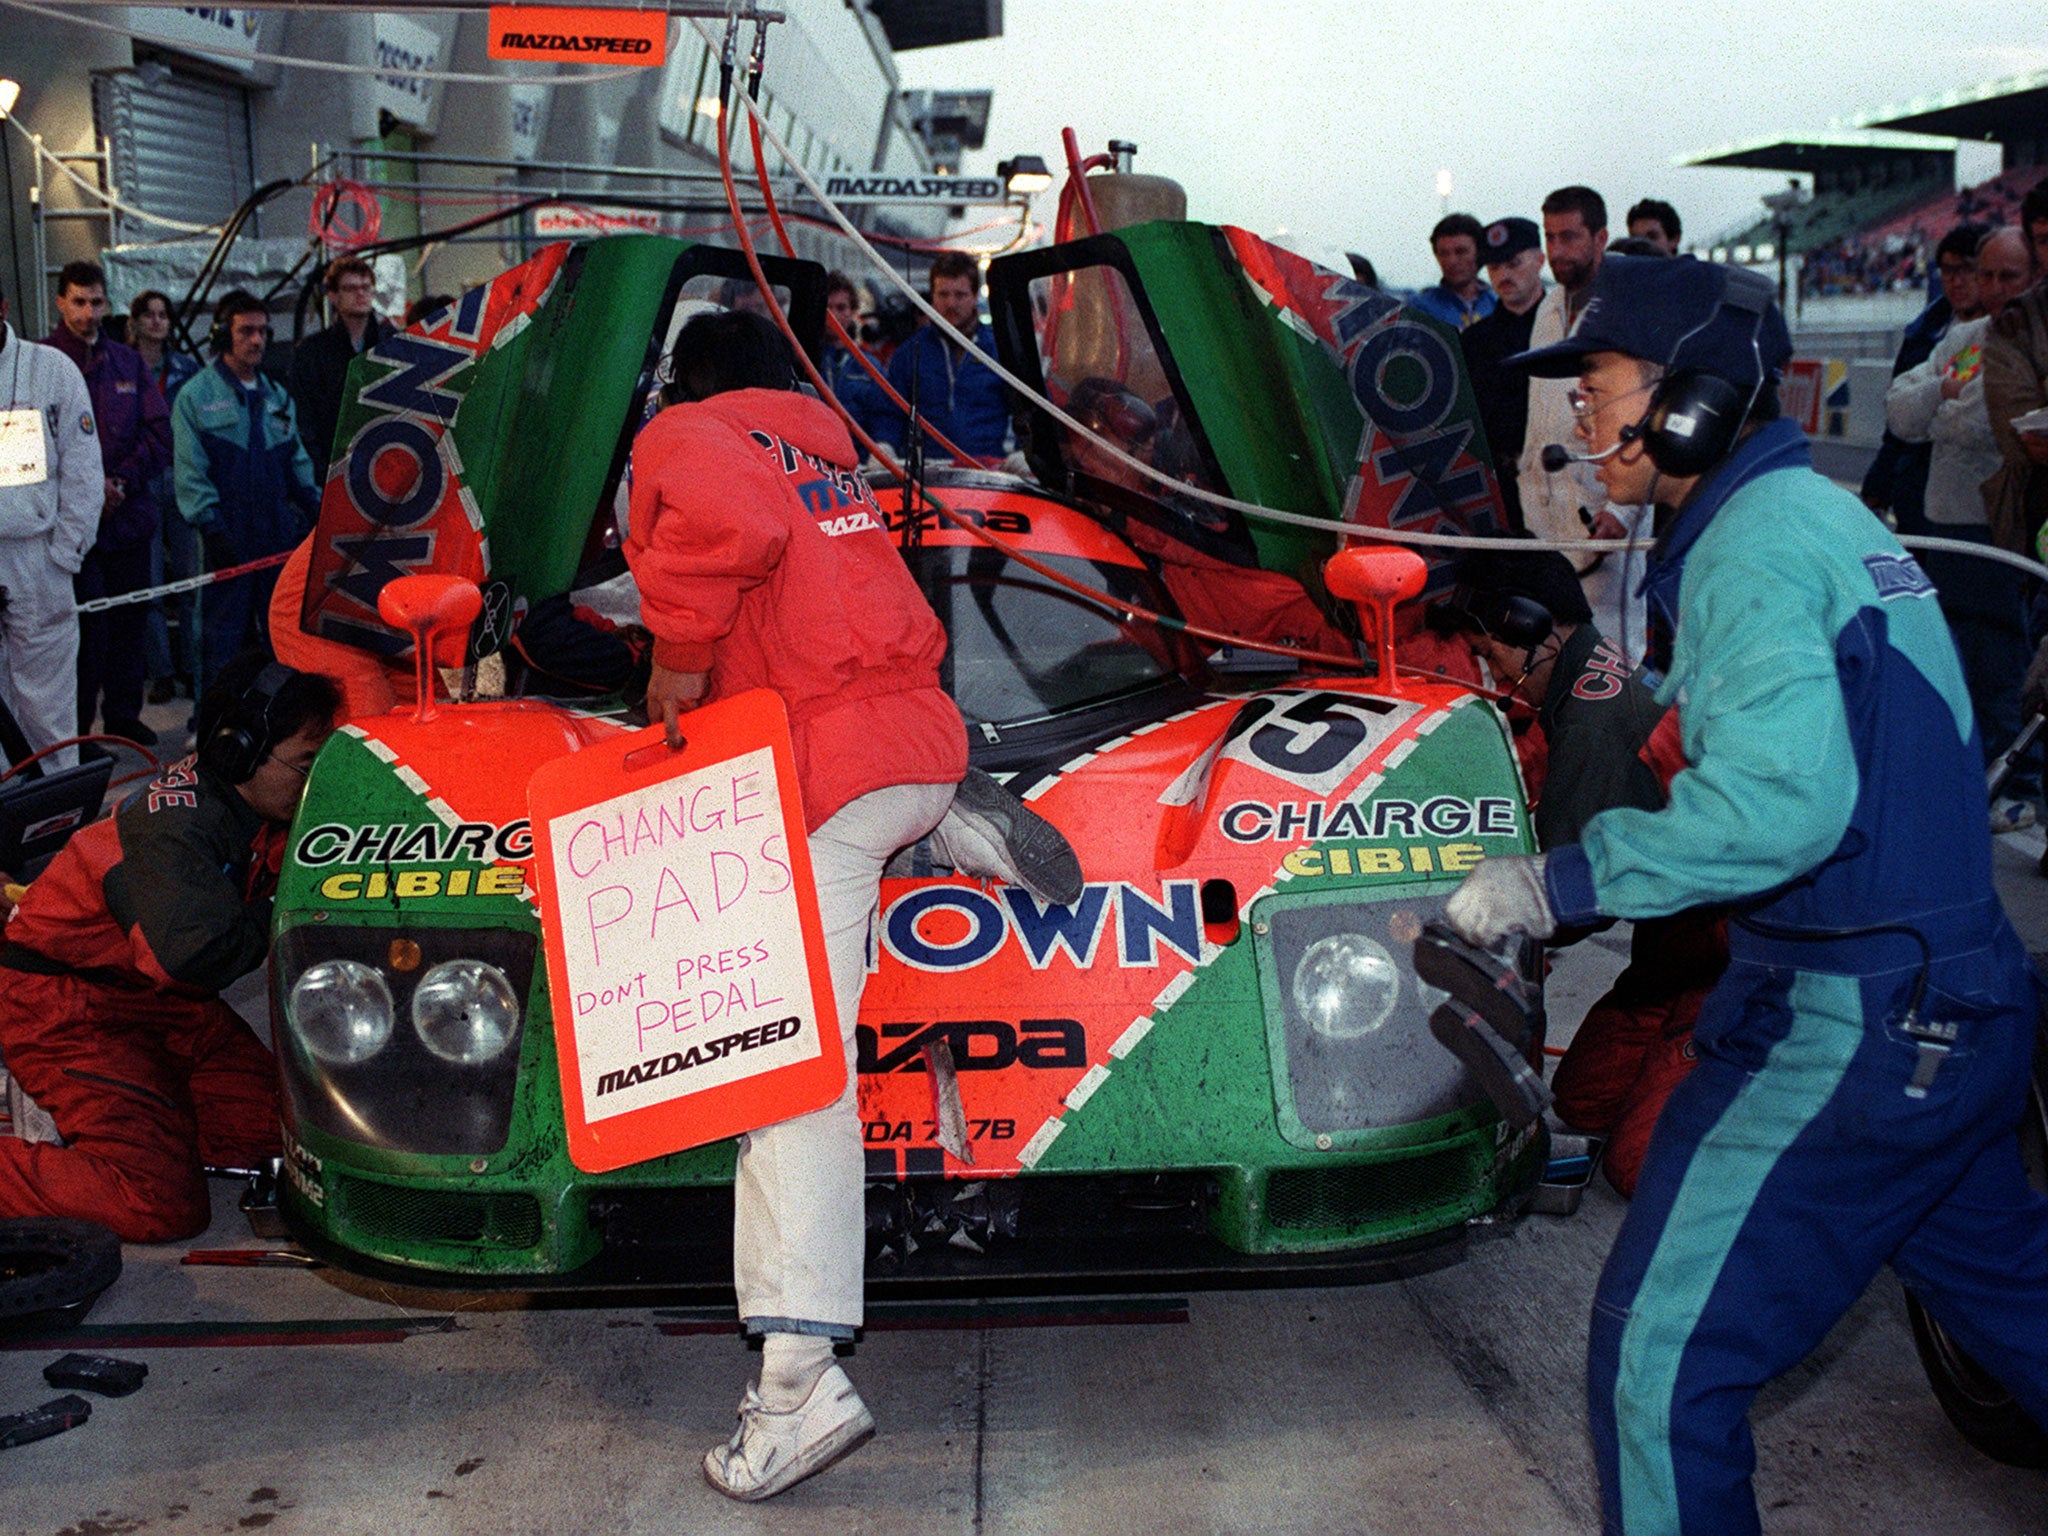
1542, 440, 1616, 472
1541, 418, 1646, 473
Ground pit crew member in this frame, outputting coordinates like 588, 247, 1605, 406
172, 291, 321, 691
1445, 254, 2048, 1533
1445, 542, 1722, 1197
629, 309, 1073, 1502
0, 654, 340, 1242
0, 274, 102, 769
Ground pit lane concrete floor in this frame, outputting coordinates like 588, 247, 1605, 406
3, 827, 2045, 1534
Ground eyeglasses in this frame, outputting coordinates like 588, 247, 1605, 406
267, 753, 309, 779
1567, 378, 1658, 421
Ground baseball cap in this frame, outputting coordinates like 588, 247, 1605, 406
1509, 254, 1791, 388
1480, 217, 1540, 267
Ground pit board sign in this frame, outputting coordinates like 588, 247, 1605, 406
527, 689, 842, 1173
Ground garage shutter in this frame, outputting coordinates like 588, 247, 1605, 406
93, 68, 255, 236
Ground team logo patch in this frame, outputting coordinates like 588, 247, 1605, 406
1863, 552, 1935, 601
79, 413, 94, 436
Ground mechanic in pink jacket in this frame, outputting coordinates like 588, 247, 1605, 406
627, 309, 1077, 1501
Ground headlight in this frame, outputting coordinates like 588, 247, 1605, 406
412, 959, 521, 1065
290, 959, 394, 1065
1291, 932, 1400, 1039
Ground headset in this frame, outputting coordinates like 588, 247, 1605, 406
200, 662, 292, 784
1432, 585, 1556, 652
1543, 265, 1776, 479
206, 295, 270, 357
1633, 266, 1776, 477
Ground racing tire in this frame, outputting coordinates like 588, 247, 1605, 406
1904, 1015, 2048, 1470
0, 1218, 122, 1329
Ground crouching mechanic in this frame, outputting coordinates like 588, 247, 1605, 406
1444, 254, 2048, 1533
0, 654, 340, 1241
1444, 542, 1724, 1197
628, 310, 1078, 1502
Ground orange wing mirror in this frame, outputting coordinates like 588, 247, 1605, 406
1323, 545, 1427, 695
377, 574, 484, 723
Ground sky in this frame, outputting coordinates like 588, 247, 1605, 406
895, 2, 2046, 289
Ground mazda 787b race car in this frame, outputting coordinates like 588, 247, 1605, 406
268, 229, 1552, 1292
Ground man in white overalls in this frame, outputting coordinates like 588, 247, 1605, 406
0, 279, 102, 770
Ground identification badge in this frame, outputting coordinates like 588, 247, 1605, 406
0, 409, 47, 489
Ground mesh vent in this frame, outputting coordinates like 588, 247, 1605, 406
1264, 1150, 1478, 1232
339, 1176, 543, 1250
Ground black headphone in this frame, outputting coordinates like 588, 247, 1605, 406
1633, 267, 1776, 478
1437, 587, 1556, 651
200, 662, 291, 784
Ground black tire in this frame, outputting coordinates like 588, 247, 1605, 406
1905, 1016, 2048, 1469
0, 1217, 122, 1325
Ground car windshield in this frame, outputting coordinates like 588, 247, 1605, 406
909, 544, 1177, 726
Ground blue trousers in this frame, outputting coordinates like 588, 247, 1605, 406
1589, 934, 2048, 1535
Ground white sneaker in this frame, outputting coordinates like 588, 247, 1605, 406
1990, 798, 2038, 835
702, 1363, 875, 1502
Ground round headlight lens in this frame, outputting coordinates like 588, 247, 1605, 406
412, 959, 521, 1065
290, 959, 394, 1065
1292, 932, 1401, 1040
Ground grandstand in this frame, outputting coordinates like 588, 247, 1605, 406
1677, 131, 1956, 265
1680, 71, 2048, 299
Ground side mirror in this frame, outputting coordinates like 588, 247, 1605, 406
377, 574, 483, 723
1323, 546, 1427, 694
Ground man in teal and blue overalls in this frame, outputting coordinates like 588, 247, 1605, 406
1445, 252, 2048, 1534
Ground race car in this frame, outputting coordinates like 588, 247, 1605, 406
269, 228, 1548, 1288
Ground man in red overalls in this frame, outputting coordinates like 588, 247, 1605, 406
0, 653, 340, 1241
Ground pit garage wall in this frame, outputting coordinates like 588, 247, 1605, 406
0, 5, 945, 339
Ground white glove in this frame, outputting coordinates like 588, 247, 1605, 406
1445, 853, 1556, 947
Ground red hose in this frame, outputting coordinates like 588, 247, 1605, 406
1, 735, 164, 783
712, 98, 1497, 685
1060, 129, 1108, 238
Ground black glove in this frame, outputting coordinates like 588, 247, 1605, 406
201, 526, 238, 572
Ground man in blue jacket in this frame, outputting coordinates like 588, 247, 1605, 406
1445, 254, 2048, 1534
45, 261, 170, 747
172, 290, 320, 692
881, 252, 1010, 463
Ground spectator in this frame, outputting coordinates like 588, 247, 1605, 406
819, 272, 893, 452
1986, 182, 2048, 559
0, 274, 100, 769
881, 252, 1011, 462
173, 290, 320, 693
44, 261, 171, 751
1345, 253, 1381, 288
1410, 213, 1498, 332
1517, 186, 1649, 664
288, 257, 390, 481
1461, 217, 1547, 532
1863, 224, 1989, 535
1624, 198, 1682, 255
129, 289, 201, 703
1888, 227, 2037, 830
